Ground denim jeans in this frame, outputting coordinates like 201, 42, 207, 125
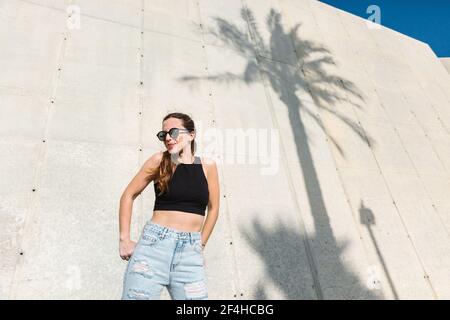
121, 221, 208, 300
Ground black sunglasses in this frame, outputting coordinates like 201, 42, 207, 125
156, 128, 191, 141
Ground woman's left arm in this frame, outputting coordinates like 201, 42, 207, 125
201, 159, 220, 247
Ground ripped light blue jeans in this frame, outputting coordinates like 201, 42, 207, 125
121, 221, 208, 300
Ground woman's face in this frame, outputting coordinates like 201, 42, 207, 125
161, 118, 194, 154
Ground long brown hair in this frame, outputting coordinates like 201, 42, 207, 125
147, 112, 196, 196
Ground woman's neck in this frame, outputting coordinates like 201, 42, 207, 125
176, 153, 195, 164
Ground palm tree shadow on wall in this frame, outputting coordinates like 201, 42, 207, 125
179, 7, 383, 299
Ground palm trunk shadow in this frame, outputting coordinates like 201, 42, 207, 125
179, 5, 385, 299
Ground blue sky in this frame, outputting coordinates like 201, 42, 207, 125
319, 0, 450, 57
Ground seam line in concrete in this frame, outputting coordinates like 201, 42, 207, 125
8, 0, 75, 299
197, 0, 242, 299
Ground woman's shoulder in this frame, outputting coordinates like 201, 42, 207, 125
143, 150, 164, 170
200, 156, 216, 166
199, 156, 218, 179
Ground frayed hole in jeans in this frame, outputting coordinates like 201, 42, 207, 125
130, 259, 154, 279
127, 288, 152, 300
184, 279, 208, 300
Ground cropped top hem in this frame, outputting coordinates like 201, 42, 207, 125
153, 204, 206, 216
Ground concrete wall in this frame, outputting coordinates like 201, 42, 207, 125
1, 0, 449, 299
441, 58, 450, 74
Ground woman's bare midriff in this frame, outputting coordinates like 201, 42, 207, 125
151, 210, 205, 232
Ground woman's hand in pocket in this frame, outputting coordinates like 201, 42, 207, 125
119, 239, 137, 261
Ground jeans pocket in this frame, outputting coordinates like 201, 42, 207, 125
192, 239, 203, 254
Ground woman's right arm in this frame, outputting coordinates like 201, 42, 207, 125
119, 151, 162, 260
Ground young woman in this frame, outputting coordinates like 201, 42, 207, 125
119, 112, 220, 300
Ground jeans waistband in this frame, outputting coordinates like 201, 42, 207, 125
144, 221, 201, 242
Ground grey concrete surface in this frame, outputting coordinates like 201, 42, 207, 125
441, 58, 450, 74
1, 0, 449, 299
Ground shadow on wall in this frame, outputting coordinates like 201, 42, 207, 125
180, 6, 388, 299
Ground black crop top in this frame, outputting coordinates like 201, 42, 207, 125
153, 156, 209, 216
